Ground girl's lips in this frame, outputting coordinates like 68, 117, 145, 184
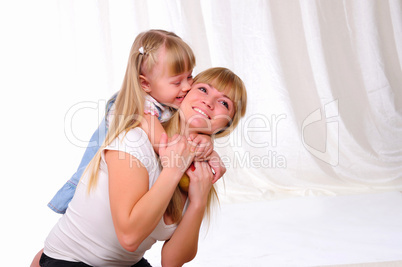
175, 96, 185, 102
192, 107, 210, 119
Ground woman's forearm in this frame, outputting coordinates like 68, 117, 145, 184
126, 168, 182, 238
161, 202, 207, 266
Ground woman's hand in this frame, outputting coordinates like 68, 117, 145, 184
185, 161, 214, 206
159, 133, 196, 174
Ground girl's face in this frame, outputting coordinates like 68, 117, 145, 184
147, 69, 193, 108
180, 82, 235, 135
142, 47, 194, 108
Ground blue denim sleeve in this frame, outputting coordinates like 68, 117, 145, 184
48, 93, 118, 214
47, 117, 107, 214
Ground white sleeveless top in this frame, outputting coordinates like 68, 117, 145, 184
44, 127, 184, 267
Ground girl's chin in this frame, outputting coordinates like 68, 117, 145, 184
169, 102, 180, 109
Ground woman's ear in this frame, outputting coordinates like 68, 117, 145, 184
139, 75, 151, 93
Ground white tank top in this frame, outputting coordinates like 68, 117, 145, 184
44, 127, 186, 267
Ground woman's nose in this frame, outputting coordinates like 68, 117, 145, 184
202, 98, 214, 110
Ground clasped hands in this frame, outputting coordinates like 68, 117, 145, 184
158, 132, 226, 185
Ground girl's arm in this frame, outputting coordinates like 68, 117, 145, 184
141, 114, 214, 160
207, 150, 226, 184
141, 114, 166, 154
106, 133, 195, 252
161, 161, 213, 266
186, 134, 226, 183
187, 134, 214, 161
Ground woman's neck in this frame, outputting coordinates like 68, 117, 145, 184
179, 115, 199, 137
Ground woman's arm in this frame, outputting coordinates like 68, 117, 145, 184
161, 161, 213, 266
106, 133, 195, 252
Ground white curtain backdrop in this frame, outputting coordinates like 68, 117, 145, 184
1, 0, 401, 266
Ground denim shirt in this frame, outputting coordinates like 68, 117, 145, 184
48, 93, 174, 214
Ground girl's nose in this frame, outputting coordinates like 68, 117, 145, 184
182, 80, 191, 92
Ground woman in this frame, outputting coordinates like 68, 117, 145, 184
39, 67, 247, 267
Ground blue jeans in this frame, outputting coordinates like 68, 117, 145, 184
48, 94, 117, 214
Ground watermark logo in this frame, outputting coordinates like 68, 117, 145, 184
64, 100, 106, 148
63, 99, 290, 169
63, 99, 339, 169
301, 99, 339, 166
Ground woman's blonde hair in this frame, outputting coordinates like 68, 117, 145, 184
164, 67, 248, 222
85, 29, 195, 191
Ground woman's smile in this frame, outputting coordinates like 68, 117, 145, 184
192, 107, 211, 119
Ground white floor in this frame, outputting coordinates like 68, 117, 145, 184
145, 191, 402, 267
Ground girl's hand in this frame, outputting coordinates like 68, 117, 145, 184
207, 150, 226, 184
187, 134, 214, 161
185, 161, 214, 205
159, 133, 196, 173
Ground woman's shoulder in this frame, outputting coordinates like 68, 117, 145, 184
114, 127, 152, 153
120, 127, 161, 180
124, 127, 149, 142
105, 127, 158, 171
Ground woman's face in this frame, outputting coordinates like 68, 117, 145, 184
179, 82, 235, 135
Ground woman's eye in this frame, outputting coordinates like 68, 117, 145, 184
220, 100, 229, 109
199, 87, 207, 93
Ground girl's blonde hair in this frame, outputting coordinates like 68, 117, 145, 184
164, 67, 248, 222
85, 29, 195, 191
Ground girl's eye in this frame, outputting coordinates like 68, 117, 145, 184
199, 87, 207, 93
174, 82, 181, 86
220, 100, 229, 109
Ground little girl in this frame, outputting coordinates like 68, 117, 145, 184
47, 29, 216, 215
